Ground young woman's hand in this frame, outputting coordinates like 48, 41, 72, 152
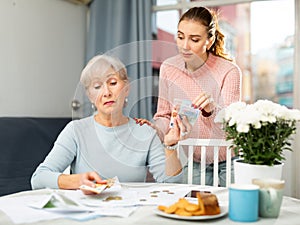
134, 118, 153, 127
192, 92, 215, 116
134, 118, 164, 141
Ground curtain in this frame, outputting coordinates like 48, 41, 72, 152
85, 0, 153, 119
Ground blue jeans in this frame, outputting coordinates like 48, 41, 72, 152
182, 157, 237, 187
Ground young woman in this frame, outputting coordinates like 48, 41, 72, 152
137, 7, 241, 186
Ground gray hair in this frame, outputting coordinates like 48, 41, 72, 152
80, 54, 128, 89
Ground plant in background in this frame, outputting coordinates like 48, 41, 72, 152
215, 100, 300, 166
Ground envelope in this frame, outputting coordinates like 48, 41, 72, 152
29, 191, 92, 213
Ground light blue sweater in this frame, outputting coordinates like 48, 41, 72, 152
31, 116, 182, 189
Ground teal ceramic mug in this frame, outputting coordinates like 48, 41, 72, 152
252, 178, 285, 218
229, 184, 259, 222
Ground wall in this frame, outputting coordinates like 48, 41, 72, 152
293, 0, 300, 199
0, 0, 87, 117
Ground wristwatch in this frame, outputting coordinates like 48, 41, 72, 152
163, 143, 178, 150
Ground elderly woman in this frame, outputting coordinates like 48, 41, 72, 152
31, 55, 183, 193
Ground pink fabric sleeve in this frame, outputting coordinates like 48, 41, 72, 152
153, 63, 172, 135
219, 66, 242, 107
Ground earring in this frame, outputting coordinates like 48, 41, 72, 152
91, 103, 96, 110
124, 97, 128, 107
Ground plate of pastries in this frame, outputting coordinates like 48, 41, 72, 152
154, 191, 227, 220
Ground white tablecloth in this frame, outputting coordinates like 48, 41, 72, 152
0, 183, 299, 225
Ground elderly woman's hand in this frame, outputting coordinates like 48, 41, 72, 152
58, 171, 106, 195
177, 115, 192, 140
79, 171, 106, 195
164, 114, 192, 148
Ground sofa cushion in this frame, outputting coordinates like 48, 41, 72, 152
0, 117, 71, 196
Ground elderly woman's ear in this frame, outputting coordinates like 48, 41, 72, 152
122, 80, 130, 97
86, 90, 97, 107
124, 83, 130, 96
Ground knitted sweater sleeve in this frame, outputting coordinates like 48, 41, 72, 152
219, 64, 242, 108
153, 62, 172, 135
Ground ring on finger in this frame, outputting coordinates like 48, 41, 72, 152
180, 131, 188, 137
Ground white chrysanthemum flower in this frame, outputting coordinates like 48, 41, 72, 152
261, 114, 276, 123
254, 99, 279, 116
289, 109, 300, 120
225, 101, 246, 122
214, 108, 226, 123
236, 123, 250, 133
253, 122, 261, 129
236, 107, 261, 130
214, 101, 246, 124
271, 104, 288, 119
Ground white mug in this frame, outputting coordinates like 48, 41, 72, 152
252, 178, 285, 218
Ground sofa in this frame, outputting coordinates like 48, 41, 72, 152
0, 117, 71, 196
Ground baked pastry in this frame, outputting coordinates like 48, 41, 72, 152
158, 191, 220, 216
197, 192, 220, 215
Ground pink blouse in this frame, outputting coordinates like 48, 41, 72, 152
154, 53, 242, 163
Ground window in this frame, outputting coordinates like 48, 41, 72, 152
152, 0, 299, 198
152, 0, 295, 107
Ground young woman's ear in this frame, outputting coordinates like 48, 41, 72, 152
207, 35, 215, 51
